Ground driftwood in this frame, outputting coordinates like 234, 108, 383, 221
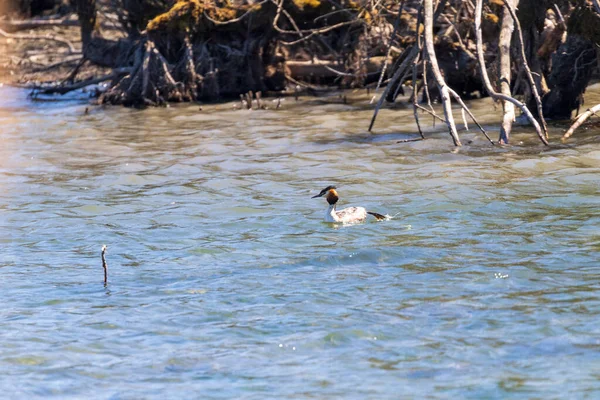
561, 104, 600, 141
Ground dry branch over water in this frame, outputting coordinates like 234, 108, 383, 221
2, 0, 600, 145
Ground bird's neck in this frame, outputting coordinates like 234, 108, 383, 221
326, 203, 339, 222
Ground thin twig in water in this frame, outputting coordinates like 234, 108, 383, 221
397, 137, 425, 143
101, 245, 108, 285
412, 56, 424, 138
416, 104, 446, 123
447, 87, 494, 144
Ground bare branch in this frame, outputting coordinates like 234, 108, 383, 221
562, 103, 600, 141
368, 45, 420, 132
447, 87, 494, 144
475, 0, 548, 145
501, 0, 549, 139
424, 0, 461, 146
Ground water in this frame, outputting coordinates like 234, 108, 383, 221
1, 86, 600, 398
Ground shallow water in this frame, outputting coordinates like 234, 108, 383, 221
1, 86, 600, 398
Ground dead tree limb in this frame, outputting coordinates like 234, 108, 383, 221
475, 0, 548, 145
0, 28, 78, 54
31, 56, 82, 73
368, 45, 419, 132
272, 0, 365, 45
447, 88, 494, 144
412, 52, 425, 138
33, 67, 131, 95
62, 57, 88, 83
411, 3, 425, 139
422, 60, 435, 126
501, 0, 549, 140
416, 104, 446, 123
498, 0, 517, 144
424, 0, 461, 146
561, 104, 600, 141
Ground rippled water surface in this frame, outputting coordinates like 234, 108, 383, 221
1, 86, 600, 398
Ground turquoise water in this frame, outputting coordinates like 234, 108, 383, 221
1, 87, 600, 398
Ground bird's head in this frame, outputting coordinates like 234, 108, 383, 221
312, 185, 339, 205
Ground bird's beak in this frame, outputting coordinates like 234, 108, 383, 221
311, 192, 324, 198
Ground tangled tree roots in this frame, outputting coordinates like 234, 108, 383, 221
100, 40, 180, 106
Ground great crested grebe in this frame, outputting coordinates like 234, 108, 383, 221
312, 185, 386, 223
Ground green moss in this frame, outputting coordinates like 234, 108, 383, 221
146, 0, 204, 32
292, 0, 321, 9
